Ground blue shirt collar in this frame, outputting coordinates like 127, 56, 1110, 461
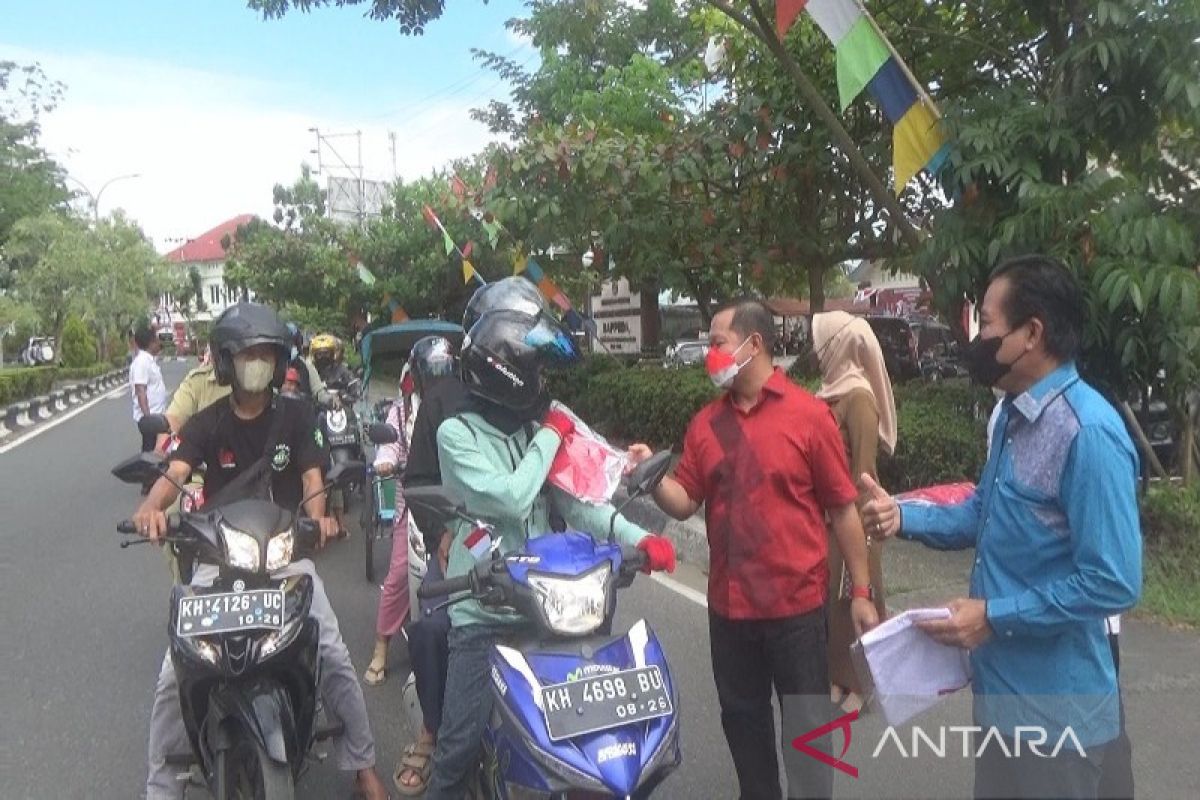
1010, 362, 1079, 423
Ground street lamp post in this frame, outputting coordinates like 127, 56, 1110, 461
65, 172, 141, 222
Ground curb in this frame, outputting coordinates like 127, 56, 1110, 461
0, 368, 126, 441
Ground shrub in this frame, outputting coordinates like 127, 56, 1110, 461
57, 363, 114, 382
1139, 485, 1200, 626
0, 367, 57, 406
60, 316, 97, 368
879, 398, 989, 492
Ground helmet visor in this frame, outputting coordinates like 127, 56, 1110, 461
524, 313, 582, 366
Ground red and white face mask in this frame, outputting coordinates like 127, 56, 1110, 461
705, 337, 753, 390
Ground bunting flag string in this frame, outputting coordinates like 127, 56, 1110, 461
422, 203, 485, 286
778, 0, 948, 194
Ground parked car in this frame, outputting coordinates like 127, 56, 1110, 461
664, 339, 708, 368
19, 336, 57, 367
864, 316, 920, 382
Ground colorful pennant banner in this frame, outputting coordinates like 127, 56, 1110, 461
778, 0, 948, 193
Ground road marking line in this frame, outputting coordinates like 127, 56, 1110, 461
0, 384, 125, 455
650, 571, 708, 608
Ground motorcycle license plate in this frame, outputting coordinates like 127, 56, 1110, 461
540, 666, 672, 742
176, 589, 285, 637
328, 434, 357, 446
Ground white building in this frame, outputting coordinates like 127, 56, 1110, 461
159, 214, 256, 323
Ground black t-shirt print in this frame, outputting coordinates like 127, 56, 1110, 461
171, 395, 329, 510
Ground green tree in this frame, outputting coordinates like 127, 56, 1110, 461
0, 61, 69, 268
59, 314, 97, 367
912, 0, 1200, 476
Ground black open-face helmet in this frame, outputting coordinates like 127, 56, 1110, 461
460, 308, 581, 413
407, 335, 457, 397
462, 276, 549, 334
210, 302, 291, 388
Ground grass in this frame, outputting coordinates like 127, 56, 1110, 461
1138, 547, 1200, 628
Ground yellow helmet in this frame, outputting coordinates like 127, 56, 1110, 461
310, 333, 338, 357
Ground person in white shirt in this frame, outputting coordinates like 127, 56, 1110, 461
130, 327, 169, 450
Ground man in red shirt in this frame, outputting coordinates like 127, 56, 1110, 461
632, 298, 878, 800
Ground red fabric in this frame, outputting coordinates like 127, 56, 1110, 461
897, 482, 976, 506
776, 0, 809, 37
637, 534, 676, 574
674, 369, 858, 619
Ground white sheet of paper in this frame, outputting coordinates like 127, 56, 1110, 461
858, 607, 972, 727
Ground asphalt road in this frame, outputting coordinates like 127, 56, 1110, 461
3, 361, 1198, 799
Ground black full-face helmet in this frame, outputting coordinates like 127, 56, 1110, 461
460, 308, 581, 413
210, 302, 292, 388
462, 276, 549, 334
407, 335, 457, 397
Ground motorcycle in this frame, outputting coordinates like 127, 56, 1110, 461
318, 381, 364, 509
113, 453, 365, 800
405, 450, 681, 799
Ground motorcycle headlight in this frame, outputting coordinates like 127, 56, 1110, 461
219, 522, 261, 572
526, 563, 610, 636
265, 529, 294, 572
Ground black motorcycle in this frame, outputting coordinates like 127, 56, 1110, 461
113, 454, 364, 800
317, 380, 364, 508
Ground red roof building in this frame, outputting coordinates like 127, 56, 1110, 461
160, 214, 257, 323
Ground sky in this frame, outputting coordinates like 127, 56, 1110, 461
3, 0, 534, 252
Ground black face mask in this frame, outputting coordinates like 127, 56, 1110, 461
963, 327, 1026, 387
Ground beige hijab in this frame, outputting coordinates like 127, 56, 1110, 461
811, 311, 898, 456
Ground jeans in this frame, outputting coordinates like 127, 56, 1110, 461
709, 607, 833, 800
424, 623, 523, 800
410, 557, 451, 734
145, 560, 376, 800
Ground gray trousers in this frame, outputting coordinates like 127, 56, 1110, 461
145, 560, 375, 799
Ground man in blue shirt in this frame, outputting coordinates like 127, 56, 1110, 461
862, 255, 1142, 799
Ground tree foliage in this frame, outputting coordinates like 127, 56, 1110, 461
915, 0, 1200, 436
0, 61, 69, 269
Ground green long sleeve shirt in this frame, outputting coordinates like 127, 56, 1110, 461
436, 410, 649, 628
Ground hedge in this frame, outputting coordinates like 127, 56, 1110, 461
0, 367, 58, 406
547, 357, 991, 490
0, 363, 121, 406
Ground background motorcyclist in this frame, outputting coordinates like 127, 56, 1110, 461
286, 321, 335, 407
422, 306, 676, 800
311, 333, 357, 393
369, 334, 457, 794
130, 302, 389, 800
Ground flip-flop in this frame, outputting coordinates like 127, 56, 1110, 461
363, 659, 387, 686
393, 740, 435, 796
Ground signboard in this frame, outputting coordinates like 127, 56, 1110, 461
589, 278, 642, 354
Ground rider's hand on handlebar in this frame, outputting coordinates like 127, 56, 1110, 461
636, 533, 676, 574
132, 501, 169, 543
375, 461, 396, 478
315, 517, 340, 549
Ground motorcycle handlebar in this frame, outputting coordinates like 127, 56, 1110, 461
117, 520, 138, 535
621, 546, 648, 574
418, 572, 472, 599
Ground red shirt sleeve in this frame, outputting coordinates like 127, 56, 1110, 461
808, 404, 859, 510
672, 413, 707, 504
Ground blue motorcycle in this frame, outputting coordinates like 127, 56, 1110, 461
409, 451, 680, 799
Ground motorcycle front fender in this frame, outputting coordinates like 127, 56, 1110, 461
207, 679, 298, 766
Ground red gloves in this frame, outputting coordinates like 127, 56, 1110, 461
637, 534, 677, 574
542, 407, 576, 441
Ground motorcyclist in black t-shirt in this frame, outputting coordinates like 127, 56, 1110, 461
131, 302, 390, 800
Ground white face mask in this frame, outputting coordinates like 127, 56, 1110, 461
234, 357, 275, 392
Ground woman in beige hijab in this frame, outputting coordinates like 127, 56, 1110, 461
810, 311, 897, 711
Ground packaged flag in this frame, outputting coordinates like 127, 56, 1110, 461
546, 402, 630, 505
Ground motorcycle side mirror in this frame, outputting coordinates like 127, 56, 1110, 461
626, 450, 673, 498
137, 413, 171, 437
405, 485, 470, 527
326, 460, 366, 487
111, 451, 166, 484
367, 422, 399, 445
